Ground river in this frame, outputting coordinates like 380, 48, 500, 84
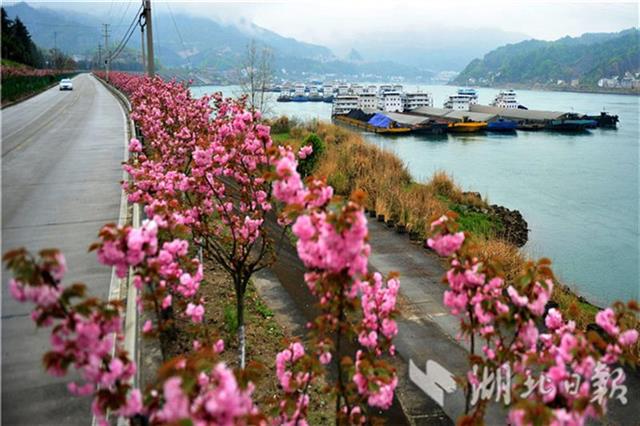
190, 84, 639, 307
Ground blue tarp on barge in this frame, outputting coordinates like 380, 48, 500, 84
368, 113, 393, 128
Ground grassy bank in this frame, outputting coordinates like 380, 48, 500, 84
268, 117, 626, 333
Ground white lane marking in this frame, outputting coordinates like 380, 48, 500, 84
409, 359, 457, 407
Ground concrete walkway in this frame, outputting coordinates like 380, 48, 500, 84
2, 74, 126, 425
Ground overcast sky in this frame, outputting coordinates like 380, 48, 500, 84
25, 0, 640, 49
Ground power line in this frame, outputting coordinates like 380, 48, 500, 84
113, 0, 134, 38
108, 4, 143, 62
166, 1, 192, 70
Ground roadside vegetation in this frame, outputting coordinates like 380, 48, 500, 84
1, 7, 77, 105
1, 61, 77, 105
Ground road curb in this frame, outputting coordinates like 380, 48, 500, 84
92, 74, 142, 426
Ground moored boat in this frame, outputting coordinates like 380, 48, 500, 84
413, 119, 449, 135
517, 121, 546, 131
444, 88, 478, 110
447, 121, 487, 133
490, 89, 521, 109
545, 119, 597, 132
486, 118, 517, 132
581, 112, 619, 128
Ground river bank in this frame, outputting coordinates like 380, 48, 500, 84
447, 82, 640, 96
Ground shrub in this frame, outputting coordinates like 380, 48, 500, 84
270, 115, 291, 134
297, 133, 325, 177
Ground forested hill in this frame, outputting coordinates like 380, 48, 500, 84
453, 28, 639, 87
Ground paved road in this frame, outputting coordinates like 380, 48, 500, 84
2, 73, 126, 425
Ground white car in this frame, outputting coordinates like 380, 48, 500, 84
59, 78, 73, 91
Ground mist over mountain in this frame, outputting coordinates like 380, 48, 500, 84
345, 27, 528, 72
5, 2, 432, 80
5, 2, 540, 81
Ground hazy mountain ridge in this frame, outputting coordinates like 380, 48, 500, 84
454, 28, 640, 86
4, 2, 429, 79
347, 27, 529, 72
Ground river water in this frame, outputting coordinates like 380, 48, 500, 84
191, 84, 639, 307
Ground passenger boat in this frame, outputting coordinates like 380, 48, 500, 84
486, 118, 517, 132
447, 121, 487, 133
444, 88, 478, 110
490, 90, 520, 109
276, 94, 291, 102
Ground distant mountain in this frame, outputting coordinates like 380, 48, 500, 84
4, 2, 102, 54
453, 28, 640, 87
346, 48, 364, 62
4, 2, 429, 80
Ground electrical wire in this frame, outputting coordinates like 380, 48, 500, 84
166, 2, 192, 70
108, 4, 143, 62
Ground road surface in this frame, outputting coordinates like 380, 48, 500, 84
2, 73, 126, 425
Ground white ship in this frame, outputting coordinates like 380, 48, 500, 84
443, 88, 478, 110
490, 89, 519, 109
403, 91, 434, 111
328, 84, 434, 115
332, 94, 359, 115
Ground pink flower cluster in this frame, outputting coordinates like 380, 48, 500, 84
95, 220, 204, 329
275, 342, 312, 426
151, 364, 259, 425
427, 215, 465, 257
353, 350, 399, 409
97, 219, 158, 277
4, 249, 141, 425
428, 215, 640, 425
272, 148, 399, 422
358, 272, 399, 355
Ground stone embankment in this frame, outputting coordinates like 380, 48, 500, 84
461, 192, 529, 247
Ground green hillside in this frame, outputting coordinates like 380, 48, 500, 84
454, 28, 639, 88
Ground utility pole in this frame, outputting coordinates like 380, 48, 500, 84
143, 0, 154, 77
102, 23, 110, 81
53, 31, 58, 69
139, 12, 146, 74
98, 44, 102, 71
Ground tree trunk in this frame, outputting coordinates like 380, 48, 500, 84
236, 290, 246, 369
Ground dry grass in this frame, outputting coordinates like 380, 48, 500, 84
473, 237, 527, 284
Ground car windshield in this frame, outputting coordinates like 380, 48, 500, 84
61, 79, 71, 83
